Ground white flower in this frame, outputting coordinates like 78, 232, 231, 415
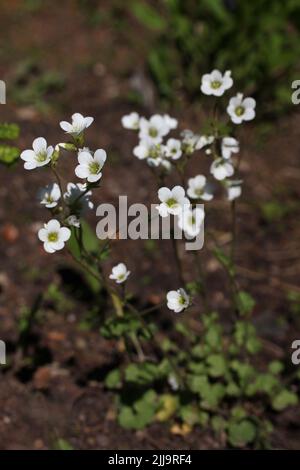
75, 149, 106, 183
210, 158, 234, 181
178, 207, 205, 237
38, 183, 61, 208
21, 137, 53, 170
226, 180, 243, 201
187, 175, 213, 201
60, 113, 94, 135
156, 186, 190, 218
38, 219, 71, 253
133, 141, 151, 160
195, 135, 215, 150
165, 138, 182, 160
121, 112, 140, 130
67, 215, 81, 227
181, 130, 214, 154
133, 141, 170, 169
163, 114, 178, 130
64, 182, 93, 215
139, 115, 170, 144
221, 137, 239, 159
166, 288, 190, 313
227, 93, 256, 124
201, 70, 233, 96
180, 130, 200, 155
109, 263, 130, 284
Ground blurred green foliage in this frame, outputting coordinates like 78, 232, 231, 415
0, 123, 20, 166
129, 0, 300, 116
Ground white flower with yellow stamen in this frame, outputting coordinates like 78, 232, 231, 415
38, 219, 71, 253
187, 175, 213, 201
60, 112, 94, 135
156, 186, 190, 218
167, 288, 190, 313
109, 263, 130, 284
227, 93, 256, 124
21, 137, 53, 170
75, 149, 106, 183
201, 70, 233, 96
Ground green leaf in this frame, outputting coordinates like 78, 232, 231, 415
268, 361, 284, 375
118, 390, 157, 429
0, 123, 20, 140
105, 368, 122, 389
125, 360, 170, 385
178, 403, 209, 427
211, 415, 227, 433
207, 354, 227, 377
100, 313, 141, 339
0, 145, 19, 165
272, 390, 298, 411
228, 419, 256, 447
235, 291, 256, 316
54, 438, 74, 450
131, 1, 167, 31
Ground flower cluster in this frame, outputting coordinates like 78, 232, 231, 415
122, 69, 256, 313
20, 113, 106, 253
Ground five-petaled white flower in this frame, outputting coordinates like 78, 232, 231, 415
21, 137, 54, 170
221, 137, 239, 159
60, 113, 94, 135
139, 115, 170, 144
187, 175, 213, 201
38, 219, 71, 253
226, 180, 243, 201
156, 186, 190, 218
201, 70, 233, 97
38, 183, 61, 208
75, 149, 106, 183
178, 207, 205, 238
64, 182, 93, 215
109, 263, 130, 284
121, 112, 140, 130
210, 158, 234, 181
165, 138, 182, 160
227, 93, 256, 124
167, 288, 190, 313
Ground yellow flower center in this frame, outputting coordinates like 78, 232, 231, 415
48, 232, 58, 242
89, 161, 101, 174
211, 80, 221, 89
166, 198, 177, 208
235, 106, 245, 116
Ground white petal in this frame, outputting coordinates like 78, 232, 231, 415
158, 187, 171, 202
38, 228, 48, 242
84, 117, 94, 128
20, 149, 35, 161
60, 121, 73, 132
33, 137, 47, 153
94, 149, 107, 164
24, 161, 37, 170
47, 219, 61, 232
75, 165, 89, 179
59, 227, 71, 242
